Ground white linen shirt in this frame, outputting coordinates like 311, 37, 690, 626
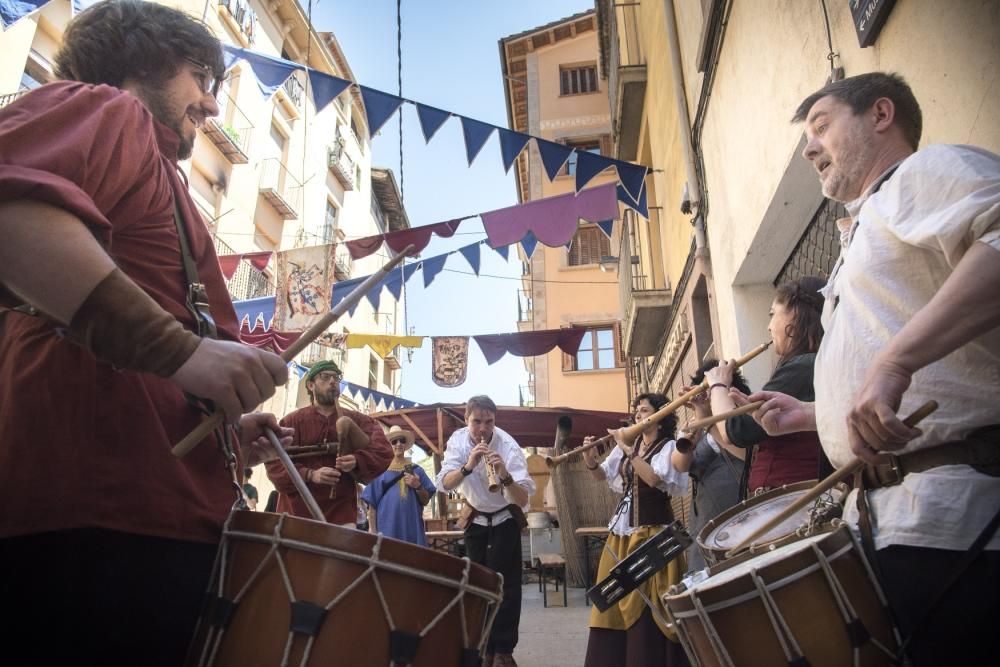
814, 144, 1000, 550
600, 440, 689, 536
437, 425, 536, 527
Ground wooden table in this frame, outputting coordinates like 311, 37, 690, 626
575, 526, 609, 604
425, 530, 465, 557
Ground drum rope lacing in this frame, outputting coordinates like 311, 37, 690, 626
194, 513, 504, 667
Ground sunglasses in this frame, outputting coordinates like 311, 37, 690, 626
183, 56, 225, 98
391, 438, 409, 445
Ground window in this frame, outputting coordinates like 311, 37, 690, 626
564, 139, 601, 176
382, 362, 393, 388
323, 199, 338, 244
560, 64, 598, 95
565, 325, 623, 371
368, 354, 379, 390
568, 225, 611, 267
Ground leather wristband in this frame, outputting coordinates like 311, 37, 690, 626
709, 383, 730, 392
500, 474, 514, 487
68, 268, 201, 377
459, 464, 472, 476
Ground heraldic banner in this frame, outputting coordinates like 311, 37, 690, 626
431, 336, 469, 387
274, 244, 335, 332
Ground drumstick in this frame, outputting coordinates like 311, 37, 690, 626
265, 427, 326, 522
723, 399, 938, 558
172, 245, 415, 458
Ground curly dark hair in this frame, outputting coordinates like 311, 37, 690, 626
774, 275, 826, 362
792, 72, 922, 151
632, 392, 677, 442
691, 359, 751, 395
54, 0, 224, 89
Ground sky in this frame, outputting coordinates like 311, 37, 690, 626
309, 0, 594, 408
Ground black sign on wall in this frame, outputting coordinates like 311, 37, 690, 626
849, 0, 898, 48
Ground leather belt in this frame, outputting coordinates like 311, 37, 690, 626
862, 425, 1000, 490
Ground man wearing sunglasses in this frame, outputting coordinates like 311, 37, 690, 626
265, 360, 393, 526
361, 425, 437, 546
0, 1, 290, 662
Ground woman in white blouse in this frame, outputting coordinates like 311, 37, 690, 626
581, 393, 690, 667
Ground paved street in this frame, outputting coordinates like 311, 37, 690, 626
513, 578, 591, 667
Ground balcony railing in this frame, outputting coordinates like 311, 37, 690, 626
619, 208, 672, 357
0, 90, 27, 109
258, 158, 302, 220
333, 242, 353, 280
204, 93, 253, 164
327, 139, 356, 190
212, 234, 275, 303
606, 1, 646, 162
218, 0, 258, 46
282, 73, 304, 109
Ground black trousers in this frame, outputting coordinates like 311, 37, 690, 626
0, 528, 217, 667
875, 544, 998, 666
465, 518, 522, 655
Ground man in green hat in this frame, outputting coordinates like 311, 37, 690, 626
264, 359, 392, 525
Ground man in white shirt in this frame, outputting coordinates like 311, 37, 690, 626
437, 395, 535, 667
742, 72, 1000, 666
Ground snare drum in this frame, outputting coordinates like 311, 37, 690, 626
664, 525, 899, 666
186, 511, 503, 666
698, 480, 844, 565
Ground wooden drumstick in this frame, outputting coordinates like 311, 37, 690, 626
265, 427, 325, 522
171, 245, 416, 458
723, 399, 938, 558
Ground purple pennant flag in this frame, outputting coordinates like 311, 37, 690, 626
416, 103, 451, 142
308, 70, 352, 113
575, 150, 616, 193
459, 243, 481, 275
359, 86, 405, 136
460, 117, 496, 166
482, 183, 618, 249
536, 139, 573, 181
421, 253, 448, 288
473, 328, 587, 365
498, 129, 532, 173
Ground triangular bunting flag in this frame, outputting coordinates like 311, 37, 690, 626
536, 139, 573, 182
421, 254, 448, 288
460, 243, 481, 275
416, 103, 451, 142
460, 116, 496, 166
498, 129, 532, 173
307, 69, 352, 113
596, 219, 614, 238
614, 159, 649, 202
366, 282, 383, 313
618, 183, 649, 219
359, 85, 404, 136
575, 150, 615, 193
493, 245, 509, 261
520, 231, 538, 259
2, 0, 48, 27
225, 45, 300, 99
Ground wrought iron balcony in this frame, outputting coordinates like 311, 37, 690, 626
327, 139, 356, 190
203, 93, 253, 164
258, 158, 301, 220
619, 209, 671, 357
600, 1, 646, 161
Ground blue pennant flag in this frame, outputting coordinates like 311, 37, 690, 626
233, 295, 275, 328
2, 0, 48, 27
366, 282, 383, 313
596, 219, 615, 238
575, 151, 615, 193
224, 45, 301, 99
617, 183, 648, 219
421, 254, 448, 288
536, 139, 573, 182
460, 116, 496, 166
416, 103, 451, 142
614, 159, 649, 203
520, 231, 539, 259
384, 263, 419, 301
292, 362, 307, 379
498, 129, 532, 173
492, 244, 509, 261
307, 70, 352, 113
460, 243, 481, 275
359, 86, 404, 136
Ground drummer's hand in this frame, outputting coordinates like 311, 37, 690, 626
682, 384, 711, 418
239, 413, 294, 466
335, 454, 357, 473
848, 357, 921, 463
704, 359, 735, 388
311, 466, 341, 485
746, 391, 817, 436
169, 339, 288, 423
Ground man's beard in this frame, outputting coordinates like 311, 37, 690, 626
314, 388, 338, 407
138, 84, 195, 160
822, 123, 876, 202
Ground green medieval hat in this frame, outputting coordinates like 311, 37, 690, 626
306, 359, 342, 381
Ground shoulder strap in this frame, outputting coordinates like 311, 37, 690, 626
171, 198, 218, 340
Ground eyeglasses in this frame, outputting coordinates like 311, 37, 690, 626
183, 56, 225, 98
313, 372, 342, 383
391, 438, 408, 445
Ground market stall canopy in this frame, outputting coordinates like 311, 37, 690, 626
372, 403, 629, 456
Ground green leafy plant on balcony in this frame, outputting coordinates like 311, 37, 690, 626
221, 124, 241, 144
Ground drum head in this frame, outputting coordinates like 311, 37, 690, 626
698, 481, 843, 560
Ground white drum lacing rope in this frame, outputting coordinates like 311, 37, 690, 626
691, 594, 736, 667
750, 567, 806, 663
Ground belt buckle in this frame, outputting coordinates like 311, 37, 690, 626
875, 454, 905, 487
